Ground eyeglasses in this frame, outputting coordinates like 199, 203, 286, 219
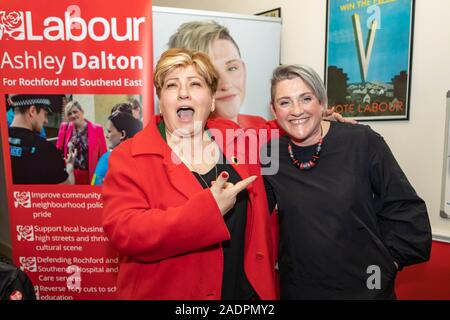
275, 94, 317, 109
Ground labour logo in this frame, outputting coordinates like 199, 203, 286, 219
14, 191, 31, 208
17, 225, 34, 241
19, 257, 37, 272
9, 290, 24, 300
0, 11, 25, 40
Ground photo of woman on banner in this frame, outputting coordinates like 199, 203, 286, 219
56, 101, 107, 185
7, 94, 75, 185
263, 64, 432, 299
168, 21, 266, 129
102, 48, 278, 300
91, 105, 142, 186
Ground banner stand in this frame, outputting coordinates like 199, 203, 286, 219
0, 0, 153, 300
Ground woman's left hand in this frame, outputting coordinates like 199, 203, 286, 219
323, 107, 357, 124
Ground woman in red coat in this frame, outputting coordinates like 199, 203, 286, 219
102, 48, 277, 300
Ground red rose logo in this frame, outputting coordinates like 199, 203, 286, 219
16, 192, 29, 203
1, 11, 22, 31
17, 225, 34, 241
0, 11, 24, 39
14, 191, 31, 208
9, 291, 24, 300
19, 257, 37, 272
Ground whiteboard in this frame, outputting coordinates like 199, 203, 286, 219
440, 91, 450, 219
152, 6, 282, 120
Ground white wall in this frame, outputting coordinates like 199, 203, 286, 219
154, 0, 450, 238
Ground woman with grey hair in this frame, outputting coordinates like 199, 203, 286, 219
263, 64, 431, 299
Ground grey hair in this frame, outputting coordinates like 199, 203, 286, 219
168, 20, 241, 57
270, 64, 328, 109
64, 100, 84, 117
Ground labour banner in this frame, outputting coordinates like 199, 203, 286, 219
0, 0, 152, 299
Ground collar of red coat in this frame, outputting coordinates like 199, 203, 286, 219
130, 114, 244, 157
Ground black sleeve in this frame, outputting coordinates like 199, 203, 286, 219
261, 139, 278, 214
367, 127, 432, 269
42, 143, 69, 184
0, 262, 36, 300
264, 177, 277, 214
13, 269, 37, 300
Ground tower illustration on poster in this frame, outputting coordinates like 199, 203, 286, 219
325, 0, 415, 121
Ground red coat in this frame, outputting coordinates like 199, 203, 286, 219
102, 116, 277, 300
237, 114, 267, 129
209, 113, 267, 130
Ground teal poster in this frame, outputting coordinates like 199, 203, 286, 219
325, 0, 414, 120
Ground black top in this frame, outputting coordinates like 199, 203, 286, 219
8, 127, 68, 184
70, 126, 88, 170
192, 156, 255, 300
264, 122, 431, 299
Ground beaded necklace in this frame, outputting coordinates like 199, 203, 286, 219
287, 126, 323, 171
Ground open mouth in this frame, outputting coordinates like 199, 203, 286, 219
177, 106, 195, 122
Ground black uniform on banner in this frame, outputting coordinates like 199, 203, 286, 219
9, 127, 68, 184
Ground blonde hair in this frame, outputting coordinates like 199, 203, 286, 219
154, 48, 219, 98
168, 20, 241, 57
64, 100, 84, 117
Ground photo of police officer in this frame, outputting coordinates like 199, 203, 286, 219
7, 94, 75, 184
